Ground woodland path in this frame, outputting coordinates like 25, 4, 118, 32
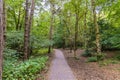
48, 49, 77, 80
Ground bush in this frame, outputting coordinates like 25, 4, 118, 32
32, 48, 49, 56
81, 49, 92, 57
4, 48, 18, 60
99, 59, 119, 66
3, 56, 48, 80
87, 57, 98, 62
96, 53, 106, 60
114, 54, 120, 60
6, 31, 24, 51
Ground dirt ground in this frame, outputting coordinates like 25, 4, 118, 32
63, 49, 120, 80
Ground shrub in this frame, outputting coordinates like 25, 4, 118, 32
81, 49, 92, 57
94, 53, 106, 61
32, 48, 49, 56
3, 56, 48, 80
114, 54, 120, 60
99, 59, 119, 66
4, 48, 18, 60
6, 31, 24, 51
87, 57, 98, 62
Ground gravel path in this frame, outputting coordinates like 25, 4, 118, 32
48, 49, 77, 80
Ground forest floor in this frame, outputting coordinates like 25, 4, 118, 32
63, 49, 120, 80
37, 52, 54, 80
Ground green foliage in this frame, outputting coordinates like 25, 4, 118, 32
53, 22, 65, 48
94, 53, 106, 61
87, 57, 98, 62
99, 19, 120, 49
6, 31, 24, 51
81, 49, 92, 57
99, 59, 119, 66
114, 53, 120, 61
32, 48, 49, 56
87, 53, 106, 62
3, 56, 48, 80
4, 48, 18, 60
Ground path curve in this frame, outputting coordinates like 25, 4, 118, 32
48, 49, 77, 80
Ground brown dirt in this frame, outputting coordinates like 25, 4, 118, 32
62, 49, 120, 80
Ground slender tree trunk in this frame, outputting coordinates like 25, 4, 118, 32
84, 0, 88, 49
20, 13, 25, 30
48, 3, 54, 53
0, 0, 4, 79
16, 7, 21, 30
12, 10, 17, 30
28, 0, 35, 56
84, 12, 87, 49
24, 0, 35, 60
91, 0, 101, 53
74, 14, 79, 58
3, 0, 6, 46
24, 0, 29, 60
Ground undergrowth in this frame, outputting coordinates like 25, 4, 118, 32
3, 56, 48, 80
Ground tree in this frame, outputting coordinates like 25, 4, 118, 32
24, 0, 29, 60
24, 0, 35, 60
91, 0, 101, 53
70, 0, 84, 58
28, 0, 35, 55
48, 0, 55, 53
0, 0, 4, 79
3, 0, 6, 45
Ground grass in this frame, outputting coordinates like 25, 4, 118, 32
32, 48, 54, 56
98, 51, 120, 66
87, 56, 98, 62
98, 58, 120, 66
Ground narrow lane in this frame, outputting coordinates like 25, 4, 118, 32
48, 49, 77, 80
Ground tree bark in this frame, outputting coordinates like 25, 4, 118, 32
16, 7, 21, 30
84, 0, 88, 49
24, 0, 30, 60
74, 14, 79, 58
91, 0, 101, 53
28, 0, 35, 56
0, 0, 4, 79
48, 2, 54, 53
24, 0, 35, 60
3, 0, 6, 46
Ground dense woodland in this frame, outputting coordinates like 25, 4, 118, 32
0, 0, 120, 80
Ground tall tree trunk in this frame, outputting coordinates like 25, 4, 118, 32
3, 0, 6, 46
0, 0, 4, 79
24, 0, 35, 60
74, 14, 79, 58
20, 13, 25, 30
84, 12, 87, 49
28, 0, 35, 56
91, 0, 101, 53
48, 3, 54, 53
12, 10, 17, 30
84, 0, 88, 49
16, 7, 21, 30
24, 0, 29, 60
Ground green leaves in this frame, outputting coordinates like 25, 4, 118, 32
3, 56, 48, 80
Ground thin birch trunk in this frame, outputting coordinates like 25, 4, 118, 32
0, 0, 4, 79
91, 0, 101, 53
